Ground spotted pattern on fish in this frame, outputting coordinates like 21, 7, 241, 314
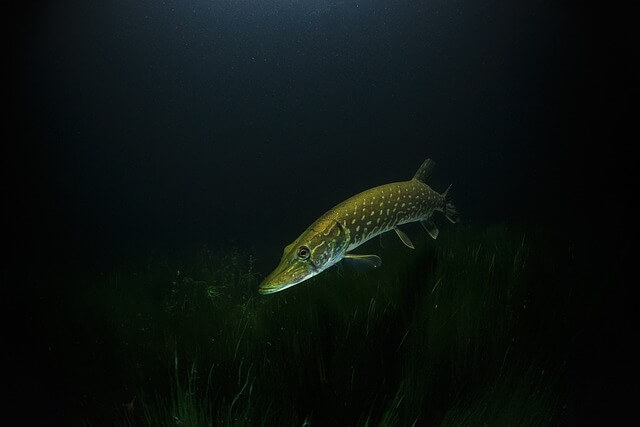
258, 159, 458, 295
322, 180, 444, 250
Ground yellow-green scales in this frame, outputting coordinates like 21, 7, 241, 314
259, 159, 459, 294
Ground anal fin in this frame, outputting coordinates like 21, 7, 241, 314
394, 227, 415, 249
343, 254, 382, 270
442, 185, 459, 224
420, 219, 439, 239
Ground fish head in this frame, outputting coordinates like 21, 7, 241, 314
259, 219, 349, 295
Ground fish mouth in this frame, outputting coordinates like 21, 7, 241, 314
258, 267, 312, 295
258, 281, 297, 295
258, 275, 306, 295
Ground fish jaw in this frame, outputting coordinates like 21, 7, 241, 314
258, 260, 317, 295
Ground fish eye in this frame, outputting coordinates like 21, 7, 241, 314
297, 246, 310, 259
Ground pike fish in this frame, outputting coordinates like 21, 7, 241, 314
259, 159, 459, 295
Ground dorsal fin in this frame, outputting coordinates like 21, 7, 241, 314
412, 159, 435, 183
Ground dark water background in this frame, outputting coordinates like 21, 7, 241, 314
9, 0, 633, 424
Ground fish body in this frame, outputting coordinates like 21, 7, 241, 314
259, 159, 458, 295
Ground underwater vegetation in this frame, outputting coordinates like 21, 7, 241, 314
63, 224, 573, 425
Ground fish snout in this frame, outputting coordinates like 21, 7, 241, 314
258, 263, 312, 295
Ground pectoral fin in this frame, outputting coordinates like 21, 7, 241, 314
343, 254, 382, 270
420, 219, 439, 239
394, 227, 415, 249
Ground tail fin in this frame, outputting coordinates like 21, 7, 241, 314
442, 185, 459, 223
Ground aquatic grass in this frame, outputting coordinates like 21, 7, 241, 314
138, 357, 213, 427
74, 224, 569, 425
373, 225, 542, 425
440, 363, 559, 426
